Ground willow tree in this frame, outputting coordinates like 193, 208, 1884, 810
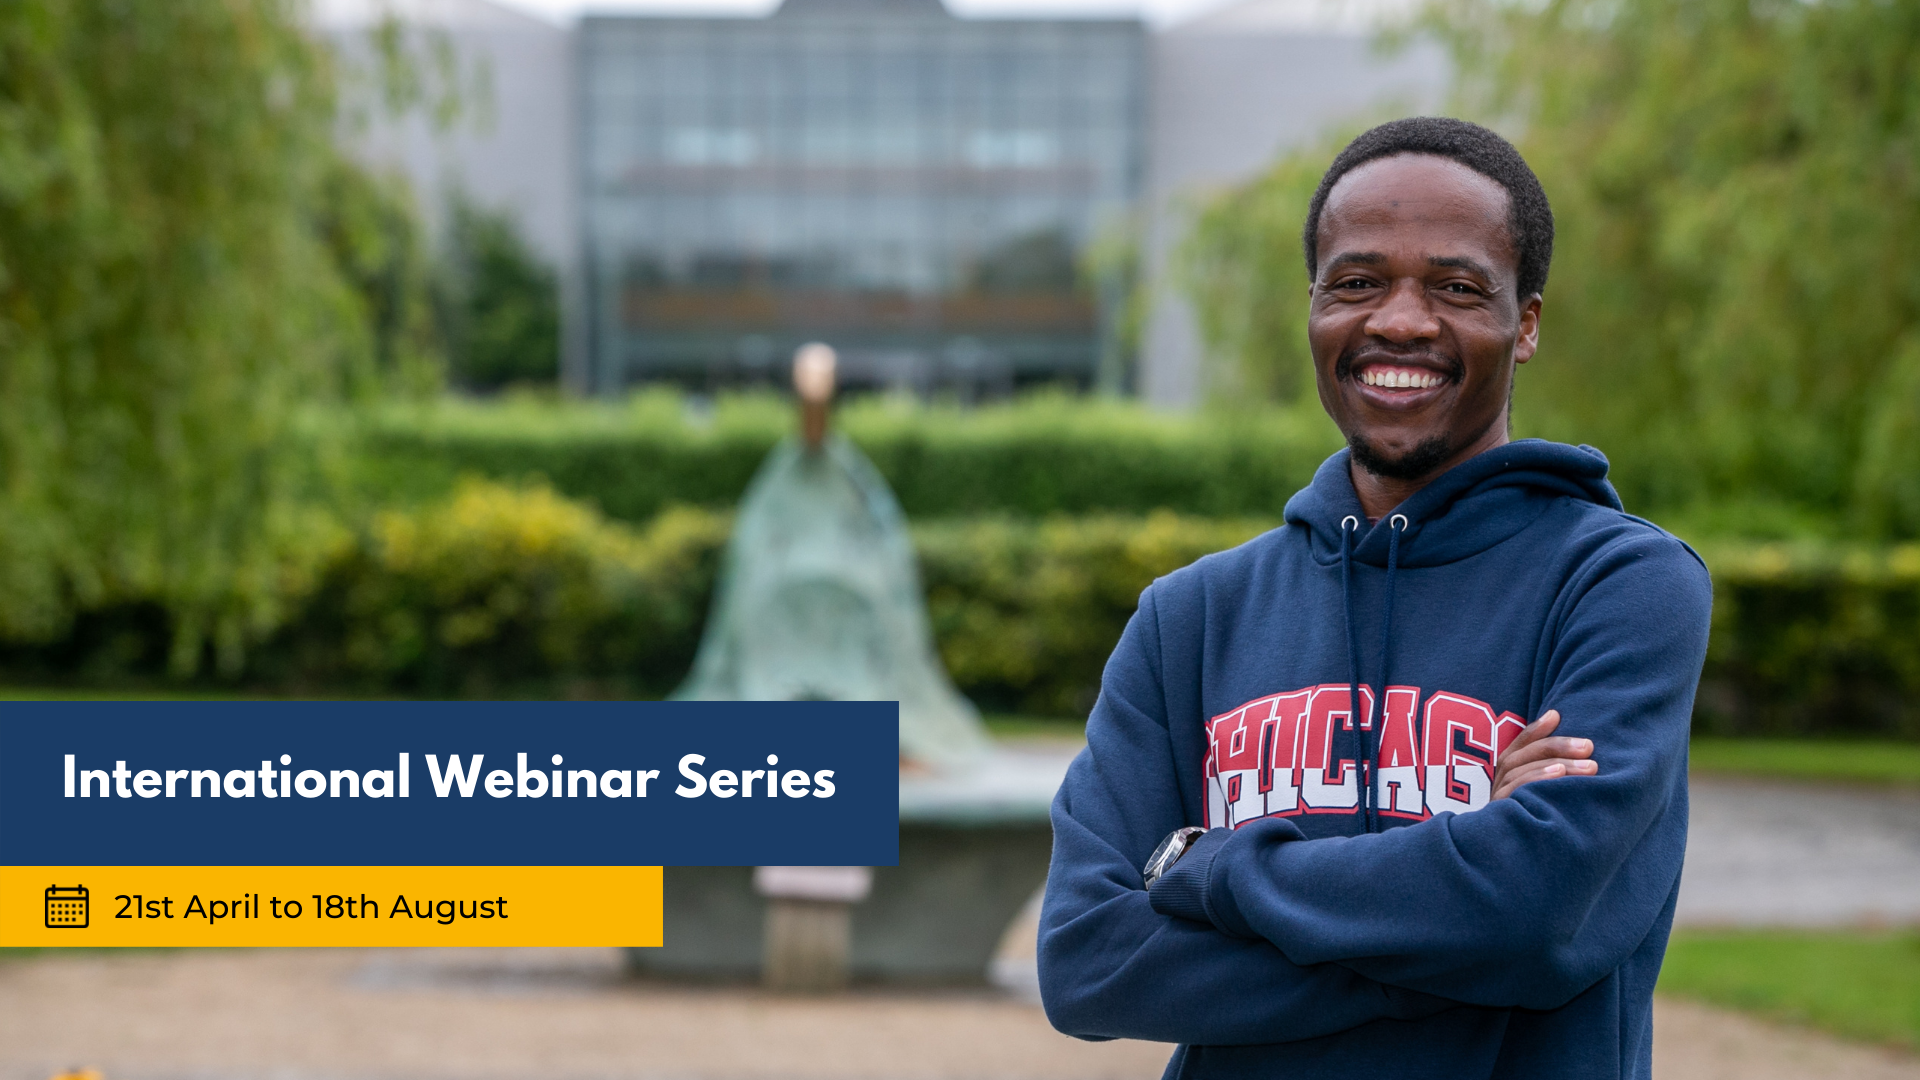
0, 1, 417, 673
1182, 138, 1350, 410
1185, 0, 1920, 540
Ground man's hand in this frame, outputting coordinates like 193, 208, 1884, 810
1492, 710, 1596, 800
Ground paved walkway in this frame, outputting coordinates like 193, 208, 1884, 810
993, 745, 1920, 928
1678, 776, 1920, 926
972, 751, 1920, 929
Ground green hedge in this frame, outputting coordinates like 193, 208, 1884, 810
916, 513, 1274, 715
928, 528, 1920, 732
278, 489, 1920, 734
334, 392, 1344, 522
248, 483, 729, 697
20, 482, 1920, 737
237, 484, 1271, 706
1694, 544, 1920, 739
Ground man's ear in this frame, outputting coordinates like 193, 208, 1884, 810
1513, 294, 1543, 364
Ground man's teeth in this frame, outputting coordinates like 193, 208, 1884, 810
1360, 368, 1444, 389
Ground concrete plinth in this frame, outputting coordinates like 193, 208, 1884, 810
626, 744, 1073, 985
762, 898, 854, 992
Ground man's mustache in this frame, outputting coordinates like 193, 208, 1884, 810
1335, 348, 1465, 382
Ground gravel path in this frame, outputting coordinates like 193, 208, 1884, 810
1, 947, 1914, 1080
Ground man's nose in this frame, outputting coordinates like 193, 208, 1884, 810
1363, 279, 1441, 343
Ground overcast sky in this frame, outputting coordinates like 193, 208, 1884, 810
311, 0, 1418, 33
480, 0, 1243, 27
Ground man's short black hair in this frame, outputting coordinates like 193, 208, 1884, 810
1302, 117, 1555, 299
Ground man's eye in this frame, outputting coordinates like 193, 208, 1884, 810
1442, 282, 1482, 295
1332, 278, 1376, 290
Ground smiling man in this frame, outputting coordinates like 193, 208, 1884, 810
1038, 118, 1713, 1080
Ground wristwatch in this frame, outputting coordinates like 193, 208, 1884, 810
1142, 826, 1207, 890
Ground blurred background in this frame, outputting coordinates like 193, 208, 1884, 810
0, 0, 1916, 1076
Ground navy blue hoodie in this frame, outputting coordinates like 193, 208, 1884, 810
1038, 440, 1712, 1080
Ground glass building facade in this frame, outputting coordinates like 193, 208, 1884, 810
577, 0, 1147, 392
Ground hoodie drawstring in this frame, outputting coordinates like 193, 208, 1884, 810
1339, 517, 1365, 830
1341, 513, 1407, 835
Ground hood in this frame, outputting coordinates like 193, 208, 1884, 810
1283, 439, 1623, 570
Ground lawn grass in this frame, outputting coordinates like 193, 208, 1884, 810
1689, 737, 1920, 786
1660, 929, 1920, 1049
983, 714, 1086, 741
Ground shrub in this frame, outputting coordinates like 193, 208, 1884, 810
917, 514, 1274, 716
1694, 543, 1920, 740
337, 391, 1346, 522
937, 529, 1920, 731
246, 491, 1271, 711
14, 481, 1916, 738
270, 498, 1920, 734
252, 481, 728, 697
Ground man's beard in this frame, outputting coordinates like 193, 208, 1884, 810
1349, 431, 1454, 481
1334, 346, 1464, 482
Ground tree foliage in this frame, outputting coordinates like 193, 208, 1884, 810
1185, 0, 1920, 539
436, 197, 560, 390
0, 0, 440, 672
1182, 141, 1347, 408
315, 158, 447, 398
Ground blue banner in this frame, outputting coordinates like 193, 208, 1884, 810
0, 701, 899, 867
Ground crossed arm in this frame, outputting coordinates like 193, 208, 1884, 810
1038, 653, 1466, 1045
1493, 710, 1596, 797
1038, 537, 1710, 1041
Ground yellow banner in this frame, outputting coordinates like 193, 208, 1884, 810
0, 866, 662, 947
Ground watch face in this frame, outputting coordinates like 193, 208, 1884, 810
1145, 833, 1182, 878
1144, 826, 1201, 888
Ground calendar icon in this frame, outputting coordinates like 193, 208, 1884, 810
45, 885, 89, 929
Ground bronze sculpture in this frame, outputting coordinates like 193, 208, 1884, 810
674, 343, 989, 771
